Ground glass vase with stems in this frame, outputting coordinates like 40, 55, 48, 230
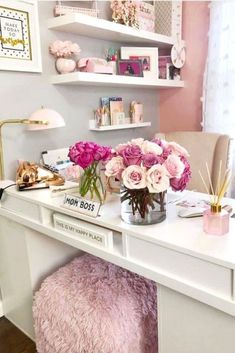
68, 141, 112, 203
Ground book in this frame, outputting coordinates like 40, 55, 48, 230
109, 97, 124, 125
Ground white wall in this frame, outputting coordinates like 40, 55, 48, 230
0, 1, 159, 180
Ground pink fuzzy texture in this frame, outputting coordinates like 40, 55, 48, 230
33, 254, 158, 353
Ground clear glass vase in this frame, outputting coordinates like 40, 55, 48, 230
79, 162, 106, 203
121, 186, 166, 225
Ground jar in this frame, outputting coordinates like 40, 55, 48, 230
121, 186, 166, 225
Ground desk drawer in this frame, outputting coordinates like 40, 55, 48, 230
123, 233, 232, 299
1, 194, 41, 222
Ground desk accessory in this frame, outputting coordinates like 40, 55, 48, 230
16, 161, 65, 190
0, 108, 65, 180
199, 162, 231, 235
68, 141, 112, 203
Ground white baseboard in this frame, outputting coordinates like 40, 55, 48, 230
0, 299, 3, 317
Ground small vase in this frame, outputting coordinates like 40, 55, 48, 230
79, 162, 105, 204
121, 186, 166, 225
55, 58, 76, 74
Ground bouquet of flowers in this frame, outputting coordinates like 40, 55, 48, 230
68, 141, 112, 202
105, 138, 191, 222
49, 40, 81, 58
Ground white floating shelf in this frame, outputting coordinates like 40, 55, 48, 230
48, 13, 177, 48
89, 122, 151, 131
50, 72, 184, 89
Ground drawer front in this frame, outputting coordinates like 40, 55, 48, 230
1, 194, 40, 222
124, 234, 232, 299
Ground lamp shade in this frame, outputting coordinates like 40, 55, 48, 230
27, 108, 65, 130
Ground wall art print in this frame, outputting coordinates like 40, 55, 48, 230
0, 0, 42, 72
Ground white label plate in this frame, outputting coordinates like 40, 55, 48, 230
62, 193, 101, 218
54, 213, 113, 249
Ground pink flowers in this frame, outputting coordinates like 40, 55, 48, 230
105, 137, 191, 193
68, 141, 112, 169
49, 40, 81, 58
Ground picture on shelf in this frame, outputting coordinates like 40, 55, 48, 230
117, 59, 143, 77
158, 55, 172, 79
120, 47, 158, 79
130, 55, 150, 71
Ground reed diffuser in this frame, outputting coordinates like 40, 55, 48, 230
199, 162, 231, 235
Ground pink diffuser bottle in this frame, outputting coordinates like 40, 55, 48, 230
203, 204, 229, 236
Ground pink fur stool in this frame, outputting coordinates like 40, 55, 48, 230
33, 254, 157, 353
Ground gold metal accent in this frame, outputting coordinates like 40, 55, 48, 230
211, 204, 222, 213
0, 119, 48, 180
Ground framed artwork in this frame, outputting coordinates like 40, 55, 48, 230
0, 0, 42, 72
120, 47, 158, 79
117, 59, 143, 77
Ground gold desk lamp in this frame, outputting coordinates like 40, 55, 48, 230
0, 108, 65, 180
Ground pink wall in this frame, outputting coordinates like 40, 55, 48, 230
159, 1, 210, 132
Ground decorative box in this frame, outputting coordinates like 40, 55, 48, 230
78, 58, 114, 74
54, 1, 99, 18
137, 2, 155, 32
154, 1, 182, 39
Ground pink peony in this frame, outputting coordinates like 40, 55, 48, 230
94, 146, 112, 162
146, 165, 170, 193
120, 145, 143, 166
122, 165, 146, 189
69, 141, 111, 169
164, 154, 185, 178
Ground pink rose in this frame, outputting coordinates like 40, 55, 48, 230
143, 153, 164, 168
120, 145, 143, 166
105, 156, 125, 179
94, 146, 112, 162
122, 165, 146, 189
167, 141, 189, 157
164, 154, 185, 178
69, 141, 111, 169
141, 140, 163, 155
170, 156, 191, 191
146, 165, 169, 193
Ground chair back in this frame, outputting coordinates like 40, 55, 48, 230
155, 132, 233, 194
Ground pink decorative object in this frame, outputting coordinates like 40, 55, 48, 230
137, 1, 155, 32
54, 4, 99, 18
33, 254, 158, 353
78, 57, 114, 74
203, 207, 229, 236
55, 57, 76, 74
130, 101, 143, 123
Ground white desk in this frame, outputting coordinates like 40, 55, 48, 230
0, 186, 235, 353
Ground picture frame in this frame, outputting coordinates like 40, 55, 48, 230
0, 0, 42, 72
117, 59, 143, 77
120, 47, 158, 79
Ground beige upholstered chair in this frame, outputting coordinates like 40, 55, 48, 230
155, 131, 233, 194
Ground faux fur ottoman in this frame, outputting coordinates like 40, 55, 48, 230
33, 254, 158, 353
